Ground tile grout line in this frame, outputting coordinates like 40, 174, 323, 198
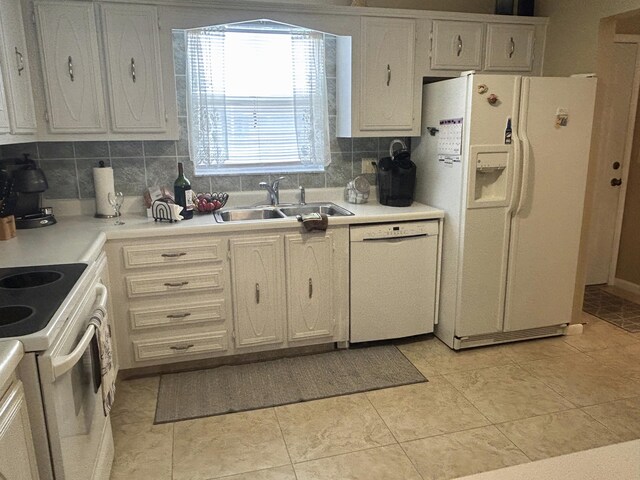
272, 407, 297, 470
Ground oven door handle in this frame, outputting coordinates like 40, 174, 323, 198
51, 283, 108, 380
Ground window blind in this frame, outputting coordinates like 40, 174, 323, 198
186, 22, 331, 175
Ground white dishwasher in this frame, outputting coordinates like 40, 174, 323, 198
350, 221, 439, 343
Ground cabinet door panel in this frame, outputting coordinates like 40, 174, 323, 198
285, 233, 334, 342
485, 24, 535, 72
231, 236, 285, 349
36, 2, 106, 132
360, 17, 415, 131
101, 4, 165, 132
431, 20, 484, 71
0, 382, 39, 480
0, 0, 36, 133
0, 67, 10, 133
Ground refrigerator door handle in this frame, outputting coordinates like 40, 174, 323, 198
515, 77, 532, 215
508, 132, 522, 214
515, 125, 531, 215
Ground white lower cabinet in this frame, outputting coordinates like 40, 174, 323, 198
285, 232, 336, 342
107, 235, 233, 369
230, 235, 286, 349
0, 381, 40, 480
107, 228, 349, 370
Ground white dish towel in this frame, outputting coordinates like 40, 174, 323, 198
89, 306, 116, 416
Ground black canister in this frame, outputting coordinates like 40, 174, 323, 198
376, 150, 416, 207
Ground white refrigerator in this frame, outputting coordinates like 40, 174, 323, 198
413, 74, 597, 349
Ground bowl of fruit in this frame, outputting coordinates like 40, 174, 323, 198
195, 192, 229, 213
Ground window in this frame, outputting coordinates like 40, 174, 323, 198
186, 21, 331, 175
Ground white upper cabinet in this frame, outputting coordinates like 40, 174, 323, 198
101, 4, 165, 133
0, 69, 10, 133
431, 20, 484, 71
359, 17, 416, 132
0, 0, 36, 133
35, 2, 106, 133
285, 233, 335, 342
484, 23, 535, 71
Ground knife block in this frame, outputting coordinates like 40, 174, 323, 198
0, 215, 16, 240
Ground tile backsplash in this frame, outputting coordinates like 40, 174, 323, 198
0, 31, 410, 200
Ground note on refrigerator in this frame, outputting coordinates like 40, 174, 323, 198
438, 118, 463, 166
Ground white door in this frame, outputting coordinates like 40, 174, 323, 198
0, 0, 36, 133
585, 43, 638, 285
484, 24, 535, 72
359, 17, 415, 131
35, 2, 107, 133
431, 20, 484, 71
285, 232, 335, 342
504, 77, 597, 332
230, 236, 285, 349
101, 4, 165, 132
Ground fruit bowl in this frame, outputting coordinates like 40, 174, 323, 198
195, 192, 229, 213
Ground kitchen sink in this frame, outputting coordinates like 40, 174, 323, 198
215, 207, 286, 222
278, 203, 354, 217
214, 203, 354, 223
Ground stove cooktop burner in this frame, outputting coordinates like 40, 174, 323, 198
0, 263, 87, 337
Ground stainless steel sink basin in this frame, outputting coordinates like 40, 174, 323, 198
278, 203, 354, 217
214, 203, 353, 222
214, 208, 286, 222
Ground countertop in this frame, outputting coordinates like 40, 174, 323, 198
0, 340, 24, 390
0, 197, 444, 268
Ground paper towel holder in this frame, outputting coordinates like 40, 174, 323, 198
94, 160, 118, 219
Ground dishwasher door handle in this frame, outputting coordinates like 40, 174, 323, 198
361, 233, 433, 242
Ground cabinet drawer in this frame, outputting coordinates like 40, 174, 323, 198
133, 331, 228, 362
129, 299, 225, 330
122, 240, 221, 268
126, 267, 223, 298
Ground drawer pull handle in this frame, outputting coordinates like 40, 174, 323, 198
309, 278, 313, 298
15, 47, 24, 75
456, 35, 463, 57
255, 283, 260, 304
68, 56, 74, 81
164, 281, 189, 287
161, 252, 187, 258
386, 64, 391, 86
131, 57, 136, 83
166, 312, 191, 319
170, 344, 194, 351
509, 37, 515, 58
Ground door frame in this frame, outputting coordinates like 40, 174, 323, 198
607, 34, 640, 285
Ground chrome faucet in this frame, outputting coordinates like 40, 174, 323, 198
259, 176, 285, 206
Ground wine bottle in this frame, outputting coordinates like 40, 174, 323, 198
174, 162, 194, 220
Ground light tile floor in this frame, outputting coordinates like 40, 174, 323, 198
109, 312, 640, 480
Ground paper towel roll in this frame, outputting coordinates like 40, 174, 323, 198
93, 167, 116, 217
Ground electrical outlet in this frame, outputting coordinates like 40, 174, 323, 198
361, 158, 377, 174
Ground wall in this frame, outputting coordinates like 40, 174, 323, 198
536, 0, 640, 75
616, 86, 640, 285
0, 32, 405, 200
